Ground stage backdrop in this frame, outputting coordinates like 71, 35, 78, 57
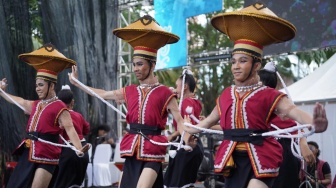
245, 0, 336, 55
154, 0, 222, 70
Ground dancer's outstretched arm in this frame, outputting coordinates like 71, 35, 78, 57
0, 78, 33, 114
68, 65, 124, 101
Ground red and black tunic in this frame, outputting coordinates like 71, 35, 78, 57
120, 84, 176, 162
22, 100, 67, 164
214, 86, 289, 178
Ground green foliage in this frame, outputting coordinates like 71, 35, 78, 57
29, 0, 43, 45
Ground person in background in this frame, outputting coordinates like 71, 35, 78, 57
258, 62, 315, 188
96, 124, 116, 147
87, 124, 116, 162
164, 71, 204, 188
300, 141, 332, 188
52, 85, 90, 188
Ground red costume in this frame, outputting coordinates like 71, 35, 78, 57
120, 84, 176, 162
173, 97, 202, 130
214, 86, 289, 178
16, 100, 67, 165
164, 96, 204, 187
62, 110, 90, 140
54, 109, 90, 188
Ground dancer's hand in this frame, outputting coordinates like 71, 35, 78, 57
300, 143, 315, 165
183, 115, 192, 133
80, 143, 91, 153
313, 102, 328, 133
186, 134, 198, 149
167, 134, 175, 142
68, 65, 79, 86
0, 78, 8, 91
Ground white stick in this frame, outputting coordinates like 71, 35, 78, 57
70, 74, 126, 118
0, 87, 28, 113
185, 106, 200, 123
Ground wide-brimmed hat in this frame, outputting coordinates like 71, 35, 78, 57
113, 15, 180, 62
18, 43, 76, 83
211, 2, 296, 46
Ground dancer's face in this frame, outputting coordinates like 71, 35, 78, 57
230, 53, 254, 82
175, 79, 183, 98
132, 58, 151, 81
35, 78, 51, 99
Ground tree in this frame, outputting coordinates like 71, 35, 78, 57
39, 0, 119, 129
0, 0, 35, 156
0, 1, 120, 181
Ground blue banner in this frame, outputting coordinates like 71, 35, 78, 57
154, 0, 222, 70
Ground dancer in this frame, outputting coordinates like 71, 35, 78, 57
53, 85, 90, 188
0, 44, 89, 188
258, 62, 315, 188
184, 3, 328, 188
69, 15, 191, 188
164, 71, 204, 187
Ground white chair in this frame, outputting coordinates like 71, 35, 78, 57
86, 144, 113, 187
88, 146, 92, 162
110, 142, 124, 184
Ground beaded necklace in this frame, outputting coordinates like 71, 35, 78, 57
139, 82, 160, 89
235, 82, 262, 93
41, 96, 57, 104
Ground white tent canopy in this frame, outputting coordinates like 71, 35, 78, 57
283, 53, 336, 103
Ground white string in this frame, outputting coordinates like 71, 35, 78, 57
0, 87, 28, 113
270, 124, 303, 159
146, 137, 192, 150
184, 122, 223, 134
69, 74, 126, 118
59, 135, 85, 157
261, 124, 314, 138
29, 133, 85, 157
178, 69, 187, 111
138, 131, 192, 151
122, 104, 128, 113
176, 69, 188, 155
272, 63, 307, 160
184, 122, 315, 139
276, 71, 293, 101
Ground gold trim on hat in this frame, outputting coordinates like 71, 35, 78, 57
113, 15, 180, 50
211, 2, 296, 46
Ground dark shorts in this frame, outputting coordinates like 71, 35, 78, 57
225, 150, 276, 188
164, 140, 204, 187
6, 147, 56, 188
120, 155, 163, 188
273, 138, 300, 188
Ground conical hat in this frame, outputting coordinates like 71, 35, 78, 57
18, 43, 76, 82
211, 2, 296, 46
113, 15, 180, 50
